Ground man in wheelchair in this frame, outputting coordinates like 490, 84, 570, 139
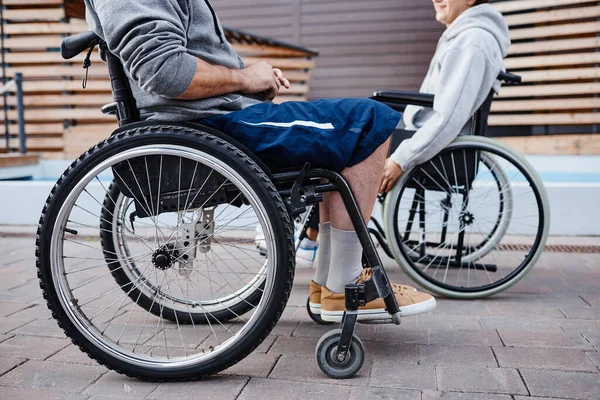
84, 0, 436, 321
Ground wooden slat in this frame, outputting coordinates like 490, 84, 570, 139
278, 70, 310, 82
4, 51, 91, 64
495, 0, 599, 13
7, 108, 114, 122
489, 113, 600, 126
232, 43, 313, 58
3, 0, 62, 4
509, 21, 600, 40
0, 154, 39, 168
63, 124, 118, 156
277, 84, 308, 95
505, 52, 600, 69
2, 8, 65, 21
492, 98, 600, 112
517, 68, 600, 83
9, 137, 64, 151
496, 134, 600, 155
6, 94, 114, 107
3, 35, 63, 49
500, 82, 600, 98
5, 65, 109, 79
273, 95, 307, 104
64, 0, 86, 20
509, 37, 600, 55
19, 80, 112, 92
3, 22, 88, 35
504, 6, 600, 27
242, 57, 316, 70
8, 123, 63, 135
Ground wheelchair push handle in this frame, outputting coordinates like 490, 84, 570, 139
61, 31, 101, 60
498, 71, 522, 84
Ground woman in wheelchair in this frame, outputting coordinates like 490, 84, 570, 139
36, 0, 548, 381
380, 0, 509, 192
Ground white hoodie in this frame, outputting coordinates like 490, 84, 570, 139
390, 4, 510, 170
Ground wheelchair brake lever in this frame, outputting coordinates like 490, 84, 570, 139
286, 162, 311, 217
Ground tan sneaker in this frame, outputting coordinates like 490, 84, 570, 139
309, 269, 419, 316
320, 269, 436, 322
308, 280, 322, 315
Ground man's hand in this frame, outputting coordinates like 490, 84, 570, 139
379, 158, 404, 194
239, 62, 290, 101
273, 68, 291, 89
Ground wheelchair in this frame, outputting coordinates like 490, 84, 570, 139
36, 32, 549, 381
301, 76, 550, 311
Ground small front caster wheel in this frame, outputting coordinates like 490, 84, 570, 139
306, 298, 334, 326
316, 329, 365, 379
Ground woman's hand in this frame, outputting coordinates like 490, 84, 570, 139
379, 158, 404, 194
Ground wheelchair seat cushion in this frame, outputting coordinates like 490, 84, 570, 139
201, 98, 401, 173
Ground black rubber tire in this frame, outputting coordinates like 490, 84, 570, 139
36, 125, 295, 380
306, 297, 334, 326
316, 329, 365, 379
99, 181, 265, 324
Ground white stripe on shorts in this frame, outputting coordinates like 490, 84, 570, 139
239, 120, 335, 130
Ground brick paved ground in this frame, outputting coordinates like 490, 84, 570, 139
0, 231, 599, 400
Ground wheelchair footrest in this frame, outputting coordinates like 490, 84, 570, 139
357, 318, 394, 325
409, 256, 498, 272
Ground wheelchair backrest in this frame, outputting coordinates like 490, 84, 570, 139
61, 31, 140, 127
101, 42, 140, 126
472, 90, 494, 137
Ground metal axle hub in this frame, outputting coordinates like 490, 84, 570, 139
152, 244, 178, 270
460, 211, 475, 226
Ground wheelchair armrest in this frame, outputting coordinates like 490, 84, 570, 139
372, 90, 434, 108
101, 102, 118, 116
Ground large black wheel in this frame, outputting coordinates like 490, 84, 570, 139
36, 125, 294, 380
383, 137, 550, 298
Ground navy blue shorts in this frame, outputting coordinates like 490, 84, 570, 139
202, 98, 401, 173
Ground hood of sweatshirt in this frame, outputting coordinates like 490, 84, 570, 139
442, 4, 510, 58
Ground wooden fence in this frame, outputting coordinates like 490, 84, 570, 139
2, 0, 600, 157
492, 0, 600, 154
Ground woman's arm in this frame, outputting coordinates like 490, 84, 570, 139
389, 44, 500, 171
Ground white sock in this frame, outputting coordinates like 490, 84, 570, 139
313, 222, 331, 286
325, 226, 364, 293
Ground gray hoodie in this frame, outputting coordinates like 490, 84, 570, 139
84, 0, 262, 121
390, 4, 510, 171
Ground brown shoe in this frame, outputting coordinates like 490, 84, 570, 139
320, 270, 436, 322
308, 270, 417, 316
308, 280, 322, 315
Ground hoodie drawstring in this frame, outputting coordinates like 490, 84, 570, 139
204, 0, 224, 44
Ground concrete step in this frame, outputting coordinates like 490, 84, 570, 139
0, 153, 40, 180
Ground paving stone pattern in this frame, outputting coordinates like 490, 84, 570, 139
0, 235, 599, 399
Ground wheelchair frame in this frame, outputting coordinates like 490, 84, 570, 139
60, 31, 402, 376
367, 72, 521, 272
